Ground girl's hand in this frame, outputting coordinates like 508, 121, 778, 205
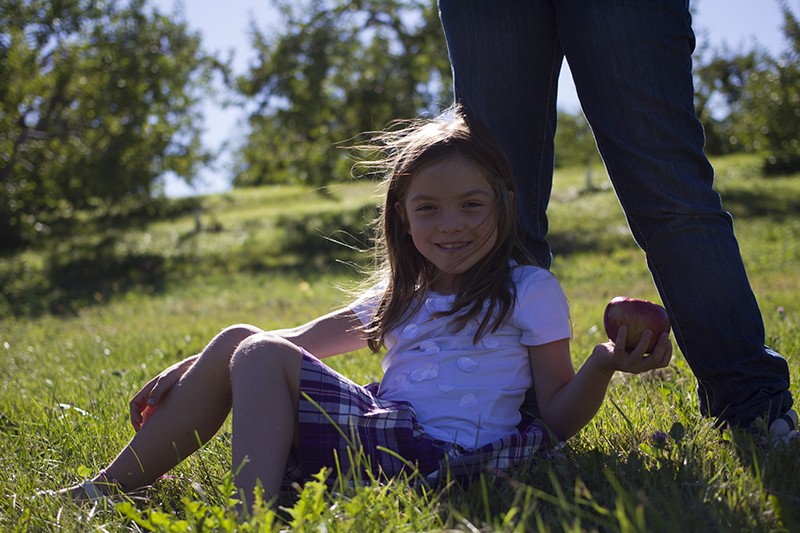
591, 325, 672, 377
129, 355, 198, 431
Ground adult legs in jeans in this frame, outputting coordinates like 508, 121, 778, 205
439, 0, 792, 427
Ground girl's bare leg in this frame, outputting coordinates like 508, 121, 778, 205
229, 333, 302, 508
86, 324, 262, 494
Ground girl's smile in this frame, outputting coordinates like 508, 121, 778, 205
397, 153, 500, 293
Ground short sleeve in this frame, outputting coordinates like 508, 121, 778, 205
348, 281, 386, 327
510, 266, 572, 346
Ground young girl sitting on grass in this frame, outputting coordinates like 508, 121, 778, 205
54, 107, 672, 509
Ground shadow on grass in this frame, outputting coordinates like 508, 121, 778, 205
444, 444, 789, 531
0, 226, 370, 319
0, 231, 168, 317
721, 184, 800, 221
47, 234, 168, 313
547, 227, 636, 258
729, 431, 800, 531
0, 199, 379, 319
43, 196, 205, 243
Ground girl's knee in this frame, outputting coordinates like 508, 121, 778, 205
229, 333, 302, 378
201, 324, 262, 368
218, 324, 262, 346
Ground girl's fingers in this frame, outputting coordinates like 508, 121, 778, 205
148, 376, 170, 406
633, 330, 653, 357
618, 329, 673, 374
610, 326, 673, 375
128, 359, 194, 430
620, 329, 650, 372
130, 399, 144, 430
613, 326, 629, 356
149, 363, 185, 404
638, 333, 672, 372
652, 333, 673, 368
129, 379, 157, 429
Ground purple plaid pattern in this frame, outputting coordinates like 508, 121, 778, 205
422, 417, 553, 485
284, 352, 551, 486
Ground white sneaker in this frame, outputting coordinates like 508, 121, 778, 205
768, 409, 799, 444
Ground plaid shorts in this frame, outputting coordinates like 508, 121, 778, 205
283, 352, 552, 487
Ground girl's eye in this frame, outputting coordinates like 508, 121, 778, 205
415, 204, 435, 212
464, 201, 484, 208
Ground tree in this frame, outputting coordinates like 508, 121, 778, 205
690, 2, 800, 173
0, 0, 217, 249
739, 1, 800, 174
233, 0, 452, 187
693, 45, 762, 155
554, 111, 601, 179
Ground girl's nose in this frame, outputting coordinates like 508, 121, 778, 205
436, 212, 465, 232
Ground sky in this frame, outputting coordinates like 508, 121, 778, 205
164, 0, 791, 197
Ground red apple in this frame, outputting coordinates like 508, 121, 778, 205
603, 296, 670, 353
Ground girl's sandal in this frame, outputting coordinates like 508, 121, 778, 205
39, 470, 121, 504
72, 479, 106, 502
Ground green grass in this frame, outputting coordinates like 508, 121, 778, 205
2, 154, 800, 531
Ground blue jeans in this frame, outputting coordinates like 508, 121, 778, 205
439, 0, 792, 426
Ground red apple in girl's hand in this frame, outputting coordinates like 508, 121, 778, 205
603, 296, 670, 353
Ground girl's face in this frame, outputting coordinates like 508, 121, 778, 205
396, 153, 501, 294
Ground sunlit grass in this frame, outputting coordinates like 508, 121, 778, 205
2, 154, 799, 531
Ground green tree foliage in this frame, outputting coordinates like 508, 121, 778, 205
692, 2, 800, 174
554, 111, 600, 168
739, 2, 800, 174
693, 46, 761, 155
554, 111, 602, 189
233, 0, 452, 187
0, 0, 216, 249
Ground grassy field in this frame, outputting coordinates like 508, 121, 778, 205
2, 154, 799, 531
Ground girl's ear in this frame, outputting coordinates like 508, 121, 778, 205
507, 190, 515, 204
394, 201, 409, 232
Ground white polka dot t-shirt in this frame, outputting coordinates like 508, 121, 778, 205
351, 264, 572, 449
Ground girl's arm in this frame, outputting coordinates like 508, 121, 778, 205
129, 307, 368, 428
529, 326, 672, 439
269, 306, 369, 358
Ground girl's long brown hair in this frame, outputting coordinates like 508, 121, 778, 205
358, 106, 537, 352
